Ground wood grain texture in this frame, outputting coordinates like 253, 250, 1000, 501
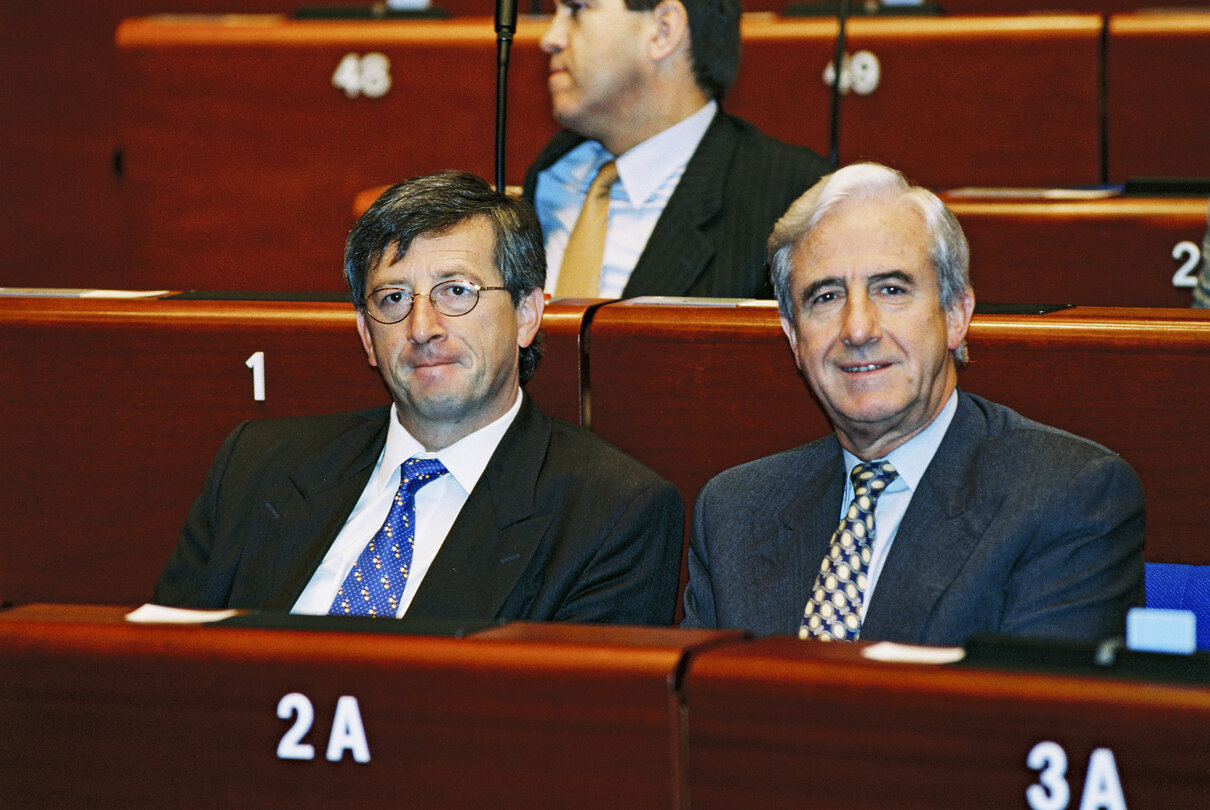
0, 296, 586, 606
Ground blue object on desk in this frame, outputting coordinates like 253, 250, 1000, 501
1144, 562, 1210, 651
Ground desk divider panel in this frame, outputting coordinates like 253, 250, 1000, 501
0, 605, 742, 808
100, 14, 1105, 295
942, 194, 1209, 309
1106, 12, 1210, 184
0, 296, 587, 607
586, 301, 1210, 567
684, 636, 1210, 807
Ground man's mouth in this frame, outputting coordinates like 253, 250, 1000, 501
841, 362, 890, 373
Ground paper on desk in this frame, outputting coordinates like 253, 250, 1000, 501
861, 641, 965, 665
125, 603, 239, 624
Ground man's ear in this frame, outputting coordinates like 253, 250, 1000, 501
516, 288, 546, 349
780, 314, 804, 370
648, 0, 690, 63
945, 288, 976, 352
355, 310, 380, 368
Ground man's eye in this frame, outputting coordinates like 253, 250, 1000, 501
443, 283, 474, 298
383, 291, 407, 305
812, 291, 838, 306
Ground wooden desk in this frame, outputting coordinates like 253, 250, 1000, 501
0, 604, 739, 807
1106, 12, 1210, 184
941, 193, 1209, 308
686, 636, 1210, 807
733, 14, 1103, 189
0, 295, 587, 606
106, 14, 1102, 294
587, 301, 1210, 566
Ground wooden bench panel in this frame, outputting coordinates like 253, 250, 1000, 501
0, 295, 586, 606
0, 606, 732, 807
687, 637, 1210, 807
101, 14, 1102, 294
1106, 12, 1210, 184
587, 301, 1210, 566
941, 193, 1209, 308
733, 14, 1102, 189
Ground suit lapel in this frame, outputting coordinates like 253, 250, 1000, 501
621, 114, 735, 297
862, 394, 990, 641
406, 395, 554, 619
745, 441, 846, 634
234, 412, 389, 610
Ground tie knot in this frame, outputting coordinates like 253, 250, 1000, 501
589, 160, 619, 197
850, 460, 898, 502
400, 457, 448, 493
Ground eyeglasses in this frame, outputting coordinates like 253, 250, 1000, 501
363, 279, 508, 324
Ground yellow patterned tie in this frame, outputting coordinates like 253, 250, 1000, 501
555, 160, 619, 298
800, 460, 898, 641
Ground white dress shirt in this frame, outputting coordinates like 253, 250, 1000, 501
292, 391, 522, 617
840, 390, 958, 619
536, 100, 718, 297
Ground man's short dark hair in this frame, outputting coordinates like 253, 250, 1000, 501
624, 0, 741, 100
345, 170, 547, 382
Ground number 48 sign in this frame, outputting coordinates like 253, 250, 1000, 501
332, 52, 393, 99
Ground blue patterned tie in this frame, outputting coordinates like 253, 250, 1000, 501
329, 457, 448, 617
799, 460, 899, 641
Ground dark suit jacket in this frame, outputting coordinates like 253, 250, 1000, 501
522, 110, 832, 299
154, 395, 684, 625
682, 392, 1146, 644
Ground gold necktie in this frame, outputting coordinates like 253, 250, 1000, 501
556, 160, 619, 298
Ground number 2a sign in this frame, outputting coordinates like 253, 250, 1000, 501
277, 693, 371, 763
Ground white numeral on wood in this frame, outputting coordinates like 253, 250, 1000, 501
333, 52, 392, 99
276, 692, 316, 760
245, 351, 265, 402
1172, 240, 1201, 288
1026, 741, 1127, 810
276, 693, 371, 763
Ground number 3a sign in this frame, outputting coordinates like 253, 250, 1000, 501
332, 52, 393, 99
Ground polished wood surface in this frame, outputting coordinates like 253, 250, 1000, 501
0, 296, 587, 606
588, 302, 1210, 566
0, 604, 740, 808
686, 636, 1210, 807
102, 14, 1103, 293
942, 193, 1208, 308
1106, 12, 1210, 184
3, 605, 1208, 807
733, 14, 1102, 188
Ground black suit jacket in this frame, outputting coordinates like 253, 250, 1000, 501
682, 392, 1146, 644
154, 395, 684, 624
522, 111, 832, 299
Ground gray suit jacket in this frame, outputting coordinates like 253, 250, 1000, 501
522, 111, 832, 299
682, 392, 1145, 644
154, 394, 684, 624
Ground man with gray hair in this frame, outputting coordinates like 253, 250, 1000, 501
682, 162, 1144, 645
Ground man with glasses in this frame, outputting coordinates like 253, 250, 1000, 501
154, 171, 683, 624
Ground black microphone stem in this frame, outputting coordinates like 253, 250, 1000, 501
828, 0, 852, 167
495, 32, 513, 192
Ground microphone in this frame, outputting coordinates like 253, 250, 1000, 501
827, 0, 852, 167
494, 0, 519, 191
495, 0, 518, 35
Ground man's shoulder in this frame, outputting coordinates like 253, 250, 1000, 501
221, 407, 389, 459
954, 392, 1135, 481
706, 432, 838, 495
543, 415, 673, 489
710, 113, 833, 181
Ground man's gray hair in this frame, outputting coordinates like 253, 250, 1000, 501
768, 162, 972, 364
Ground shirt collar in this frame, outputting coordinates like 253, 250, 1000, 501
842, 389, 959, 494
375, 389, 523, 496
608, 100, 717, 208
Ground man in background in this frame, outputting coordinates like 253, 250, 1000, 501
525, 0, 831, 300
